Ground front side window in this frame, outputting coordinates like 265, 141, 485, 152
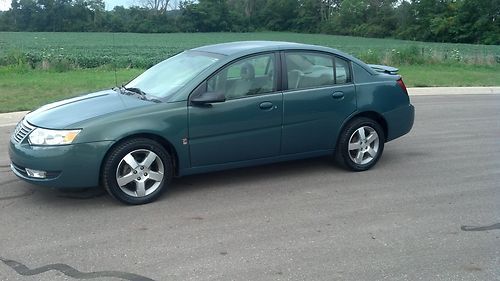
207, 53, 276, 100
126, 51, 221, 98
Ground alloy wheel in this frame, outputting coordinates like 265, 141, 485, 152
115, 149, 165, 197
347, 126, 380, 165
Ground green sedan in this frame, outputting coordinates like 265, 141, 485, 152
9, 41, 414, 205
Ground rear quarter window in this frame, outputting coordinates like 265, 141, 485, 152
334, 57, 352, 84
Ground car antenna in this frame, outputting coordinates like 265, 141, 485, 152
112, 32, 118, 87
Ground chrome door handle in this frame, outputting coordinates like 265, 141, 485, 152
332, 91, 345, 99
259, 102, 274, 110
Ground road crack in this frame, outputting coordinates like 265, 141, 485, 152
0, 257, 156, 281
461, 223, 500, 231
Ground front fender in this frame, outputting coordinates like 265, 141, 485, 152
73, 101, 190, 171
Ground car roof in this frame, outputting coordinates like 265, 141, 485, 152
192, 41, 329, 56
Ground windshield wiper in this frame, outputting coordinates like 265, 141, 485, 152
121, 86, 147, 98
115, 86, 161, 103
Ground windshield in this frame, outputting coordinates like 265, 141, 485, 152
125, 51, 221, 98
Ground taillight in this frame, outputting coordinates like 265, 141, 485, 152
397, 78, 408, 95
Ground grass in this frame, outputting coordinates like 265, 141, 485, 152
1, 64, 498, 113
0, 67, 142, 112
399, 64, 500, 87
1, 32, 499, 68
0, 32, 499, 113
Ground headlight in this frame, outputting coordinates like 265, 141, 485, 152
28, 128, 81, 145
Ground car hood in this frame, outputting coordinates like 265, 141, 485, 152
25, 90, 151, 129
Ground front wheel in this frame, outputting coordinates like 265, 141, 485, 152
102, 138, 172, 205
336, 118, 385, 171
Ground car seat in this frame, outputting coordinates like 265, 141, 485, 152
227, 63, 255, 99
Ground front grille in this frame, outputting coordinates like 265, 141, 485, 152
13, 119, 35, 143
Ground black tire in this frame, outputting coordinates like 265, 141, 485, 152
102, 138, 172, 205
335, 117, 385, 171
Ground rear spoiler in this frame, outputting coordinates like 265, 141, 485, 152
368, 64, 399, 75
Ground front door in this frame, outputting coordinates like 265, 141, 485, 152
188, 53, 282, 167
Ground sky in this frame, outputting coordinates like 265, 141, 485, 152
104, 0, 135, 10
0, 0, 135, 11
0, 0, 10, 11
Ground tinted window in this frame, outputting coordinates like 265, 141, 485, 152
285, 52, 334, 90
335, 57, 352, 84
207, 54, 276, 100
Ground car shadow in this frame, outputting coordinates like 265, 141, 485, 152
164, 156, 340, 198
0, 156, 341, 208
5, 150, 420, 207
4, 148, 420, 207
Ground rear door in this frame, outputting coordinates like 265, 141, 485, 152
281, 51, 357, 154
188, 53, 283, 167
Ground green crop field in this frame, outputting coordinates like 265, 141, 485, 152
0, 32, 499, 113
1, 32, 499, 69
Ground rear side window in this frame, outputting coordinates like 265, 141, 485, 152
285, 52, 334, 90
285, 52, 352, 90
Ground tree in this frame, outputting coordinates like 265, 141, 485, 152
141, 0, 170, 14
455, 0, 500, 44
258, 0, 299, 31
180, 0, 233, 32
10, 0, 20, 28
87, 0, 105, 29
0, 0, 497, 45
323, 0, 396, 37
296, 0, 322, 32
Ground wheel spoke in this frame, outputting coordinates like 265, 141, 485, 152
148, 171, 164, 182
135, 181, 146, 197
117, 172, 136, 187
349, 141, 362, 151
123, 153, 139, 169
367, 147, 377, 158
357, 127, 366, 140
355, 151, 364, 164
141, 151, 158, 169
366, 132, 378, 144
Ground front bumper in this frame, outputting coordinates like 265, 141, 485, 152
9, 140, 113, 188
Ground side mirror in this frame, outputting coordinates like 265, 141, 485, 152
191, 91, 226, 105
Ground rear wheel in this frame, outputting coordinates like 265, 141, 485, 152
102, 138, 172, 205
336, 117, 385, 171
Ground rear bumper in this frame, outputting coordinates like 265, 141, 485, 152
383, 104, 415, 142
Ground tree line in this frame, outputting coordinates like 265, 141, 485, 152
0, 0, 498, 45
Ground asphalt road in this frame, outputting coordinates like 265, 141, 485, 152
0, 94, 499, 281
